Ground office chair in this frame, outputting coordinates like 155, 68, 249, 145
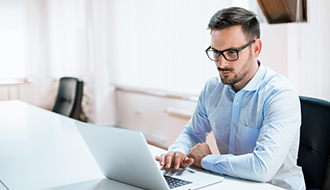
298, 96, 330, 190
52, 77, 84, 120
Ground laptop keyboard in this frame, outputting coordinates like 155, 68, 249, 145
164, 176, 192, 189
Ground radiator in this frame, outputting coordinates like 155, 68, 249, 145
165, 107, 193, 121
164, 107, 193, 147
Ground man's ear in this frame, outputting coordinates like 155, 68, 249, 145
253, 39, 262, 58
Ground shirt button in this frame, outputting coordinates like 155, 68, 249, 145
232, 124, 235, 128
235, 101, 239, 105
230, 147, 233, 151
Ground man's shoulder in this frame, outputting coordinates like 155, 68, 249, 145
261, 66, 296, 93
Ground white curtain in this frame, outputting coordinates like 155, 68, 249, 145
21, 0, 96, 121
108, 0, 236, 95
0, 0, 26, 79
45, 0, 92, 79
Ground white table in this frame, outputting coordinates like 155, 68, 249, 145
0, 100, 283, 190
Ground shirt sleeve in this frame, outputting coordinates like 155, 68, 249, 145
201, 88, 301, 182
168, 82, 212, 155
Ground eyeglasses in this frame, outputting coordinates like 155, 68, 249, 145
205, 40, 255, 62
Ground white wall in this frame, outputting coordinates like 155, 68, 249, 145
291, 0, 330, 101
259, 24, 288, 76
1, 0, 330, 136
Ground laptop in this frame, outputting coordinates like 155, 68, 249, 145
75, 121, 223, 190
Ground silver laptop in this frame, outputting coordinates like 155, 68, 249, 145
75, 121, 223, 190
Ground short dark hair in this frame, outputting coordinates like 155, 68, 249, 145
208, 7, 260, 41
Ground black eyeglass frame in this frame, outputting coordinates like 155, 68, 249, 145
205, 40, 255, 62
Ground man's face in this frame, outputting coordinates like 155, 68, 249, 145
210, 26, 257, 91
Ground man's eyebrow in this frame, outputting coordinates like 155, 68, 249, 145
211, 46, 237, 52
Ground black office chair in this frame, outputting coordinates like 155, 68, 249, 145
52, 77, 84, 120
298, 96, 330, 190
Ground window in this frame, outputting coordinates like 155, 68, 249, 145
0, 0, 27, 81
0, 29, 26, 79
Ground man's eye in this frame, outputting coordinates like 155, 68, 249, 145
227, 50, 236, 54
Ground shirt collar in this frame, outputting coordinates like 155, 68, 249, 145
241, 60, 265, 91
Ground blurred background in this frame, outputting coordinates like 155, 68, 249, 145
0, 0, 329, 149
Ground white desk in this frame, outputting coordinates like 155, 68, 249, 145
0, 100, 283, 190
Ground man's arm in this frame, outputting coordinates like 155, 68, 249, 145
198, 89, 301, 182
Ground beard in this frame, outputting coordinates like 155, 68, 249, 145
218, 51, 254, 85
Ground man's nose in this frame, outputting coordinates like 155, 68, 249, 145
216, 55, 228, 69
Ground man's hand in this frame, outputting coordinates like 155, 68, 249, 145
155, 151, 194, 170
187, 143, 212, 168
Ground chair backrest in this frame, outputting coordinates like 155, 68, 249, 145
52, 77, 84, 120
298, 96, 330, 190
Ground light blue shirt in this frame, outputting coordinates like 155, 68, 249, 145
169, 64, 305, 190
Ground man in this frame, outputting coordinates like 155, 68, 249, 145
155, 7, 305, 190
